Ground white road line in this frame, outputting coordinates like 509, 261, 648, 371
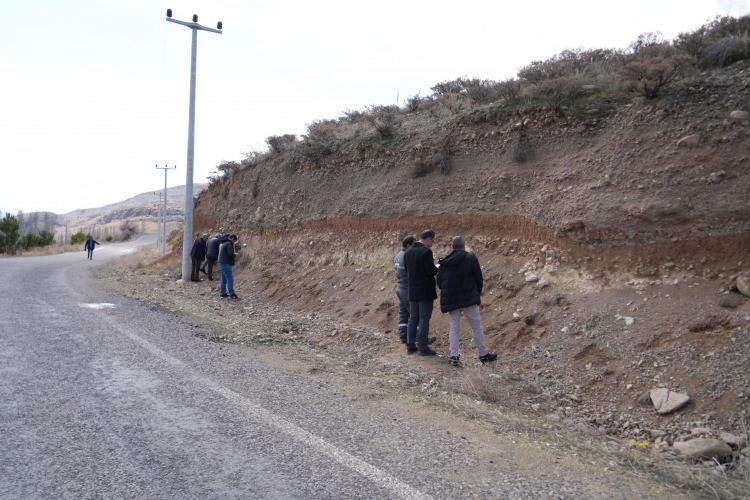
61, 269, 431, 499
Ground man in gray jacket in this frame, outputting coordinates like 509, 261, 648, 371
394, 236, 415, 343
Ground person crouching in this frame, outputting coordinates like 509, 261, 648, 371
437, 236, 497, 366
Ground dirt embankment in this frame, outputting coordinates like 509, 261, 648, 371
182, 62, 750, 475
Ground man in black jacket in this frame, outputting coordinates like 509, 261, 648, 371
404, 229, 438, 356
218, 234, 239, 299
189, 233, 207, 282
201, 233, 226, 281
437, 236, 497, 366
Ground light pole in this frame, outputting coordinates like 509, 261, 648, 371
156, 164, 177, 255
165, 8, 222, 281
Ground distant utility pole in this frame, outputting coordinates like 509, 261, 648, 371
155, 164, 177, 255
165, 8, 222, 281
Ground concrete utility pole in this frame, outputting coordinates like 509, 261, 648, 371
165, 8, 222, 281
155, 164, 176, 255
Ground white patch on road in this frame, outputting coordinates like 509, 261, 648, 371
79, 303, 117, 309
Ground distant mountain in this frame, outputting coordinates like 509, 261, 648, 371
19, 184, 207, 242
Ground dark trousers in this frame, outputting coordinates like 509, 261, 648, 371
86, 248, 93, 260
191, 257, 202, 281
396, 287, 410, 340
202, 258, 217, 280
407, 299, 433, 351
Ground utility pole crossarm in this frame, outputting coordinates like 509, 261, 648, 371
166, 17, 222, 34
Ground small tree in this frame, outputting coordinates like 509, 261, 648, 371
0, 213, 20, 254
119, 220, 137, 241
70, 231, 87, 245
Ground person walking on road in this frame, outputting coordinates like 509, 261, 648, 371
404, 229, 438, 356
218, 234, 239, 299
84, 236, 99, 260
437, 236, 497, 366
190, 233, 207, 282
202, 233, 226, 281
394, 235, 415, 344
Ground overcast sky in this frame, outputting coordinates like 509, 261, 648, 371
1, 0, 748, 214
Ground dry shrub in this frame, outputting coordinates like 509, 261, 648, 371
437, 93, 471, 114
495, 78, 522, 104
620, 35, 694, 99
365, 105, 400, 139
534, 76, 585, 115
518, 48, 626, 84
266, 134, 297, 154
456, 369, 505, 403
675, 14, 750, 67
301, 119, 338, 161
404, 93, 422, 112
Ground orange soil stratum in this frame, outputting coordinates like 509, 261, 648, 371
191, 62, 750, 438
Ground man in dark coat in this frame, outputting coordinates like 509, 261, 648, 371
403, 229, 438, 356
189, 233, 207, 282
218, 234, 239, 299
84, 236, 99, 260
437, 236, 497, 366
202, 233, 226, 281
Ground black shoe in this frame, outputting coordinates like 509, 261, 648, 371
418, 348, 437, 356
399, 335, 407, 344
230, 294, 240, 300
480, 352, 498, 364
406, 345, 418, 355
427, 336, 437, 345
450, 355, 461, 367
220, 293, 229, 298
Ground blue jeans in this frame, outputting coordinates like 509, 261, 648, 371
396, 287, 410, 340
86, 248, 93, 260
407, 300, 433, 350
219, 263, 235, 296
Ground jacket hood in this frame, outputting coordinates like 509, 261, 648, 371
439, 249, 468, 267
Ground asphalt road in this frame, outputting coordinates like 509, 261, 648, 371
0, 237, 657, 499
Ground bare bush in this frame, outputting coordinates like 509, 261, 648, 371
495, 78, 522, 104
621, 53, 693, 99
301, 120, 338, 161
404, 93, 421, 112
365, 105, 400, 139
534, 76, 585, 115
437, 93, 471, 114
432, 78, 500, 105
675, 14, 750, 66
266, 134, 297, 154
342, 109, 365, 122
518, 48, 626, 84
700, 34, 750, 68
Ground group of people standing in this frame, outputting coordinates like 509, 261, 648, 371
395, 230, 497, 366
190, 232, 240, 299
